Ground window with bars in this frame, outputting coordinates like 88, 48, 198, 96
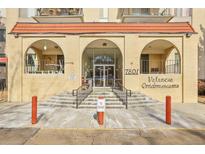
131, 8, 150, 16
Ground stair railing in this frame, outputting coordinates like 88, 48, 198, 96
72, 82, 93, 109
112, 81, 131, 109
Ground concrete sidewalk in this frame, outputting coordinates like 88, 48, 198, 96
0, 102, 204, 129
0, 128, 204, 145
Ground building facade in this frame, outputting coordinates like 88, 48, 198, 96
5, 8, 200, 103
0, 8, 7, 94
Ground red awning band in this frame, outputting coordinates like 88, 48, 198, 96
10, 22, 195, 34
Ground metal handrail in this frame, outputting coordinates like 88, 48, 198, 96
112, 81, 131, 109
72, 83, 93, 109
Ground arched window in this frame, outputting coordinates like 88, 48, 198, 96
140, 40, 181, 74
25, 39, 64, 74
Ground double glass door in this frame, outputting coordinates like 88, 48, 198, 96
94, 65, 115, 87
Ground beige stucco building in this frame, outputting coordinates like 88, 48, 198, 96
3, 8, 202, 104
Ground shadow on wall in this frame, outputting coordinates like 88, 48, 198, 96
198, 24, 205, 95
198, 25, 205, 79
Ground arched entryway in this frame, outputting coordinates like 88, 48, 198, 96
82, 39, 123, 87
140, 39, 181, 74
25, 39, 64, 74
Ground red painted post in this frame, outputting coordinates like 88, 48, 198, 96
97, 96, 105, 126
97, 112, 104, 125
32, 96, 37, 124
166, 96, 171, 125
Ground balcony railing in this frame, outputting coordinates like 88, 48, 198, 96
36, 8, 83, 16
140, 60, 181, 74
25, 59, 64, 74
118, 8, 171, 18
121, 8, 171, 16
33, 8, 84, 23
118, 8, 173, 23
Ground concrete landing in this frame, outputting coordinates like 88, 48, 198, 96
0, 102, 204, 129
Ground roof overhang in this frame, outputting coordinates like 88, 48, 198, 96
122, 15, 173, 23
10, 22, 196, 35
33, 15, 84, 23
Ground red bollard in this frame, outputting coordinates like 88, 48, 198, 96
97, 112, 104, 125
32, 96, 37, 124
166, 96, 171, 125
97, 96, 105, 126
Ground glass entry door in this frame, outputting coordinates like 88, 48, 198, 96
94, 65, 115, 87
105, 66, 115, 87
94, 66, 104, 87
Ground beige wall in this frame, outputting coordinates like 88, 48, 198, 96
22, 36, 80, 101
84, 8, 118, 22
9, 34, 197, 102
124, 36, 187, 102
183, 34, 198, 103
7, 33, 198, 103
148, 54, 163, 73
83, 8, 101, 22
5, 8, 199, 103
6, 9, 22, 102
139, 74, 182, 103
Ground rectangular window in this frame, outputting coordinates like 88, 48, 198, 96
0, 8, 6, 17
19, 8, 36, 17
174, 8, 191, 17
132, 8, 150, 15
99, 8, 108, 22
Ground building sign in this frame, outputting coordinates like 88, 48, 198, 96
125, 69, 139, 75
141, 76, 179, 89
97, 97, 106, 112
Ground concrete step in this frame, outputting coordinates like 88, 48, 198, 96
39, 103, 75, 108
87, 95, 118, 98
49, 96, 76, 100
46, 100, 75, 104
92, 88, 113, 92
51, 93, 75, 96
42, 89, 162, 109
130, 94, 147, 98
82, 102, 123, 105
127, 100, 160, 104
78, 105, 124, 109
128, 102, 162, 107
90, 93, 116, 96
84, 98, 120, 101
127, 97, 147, 101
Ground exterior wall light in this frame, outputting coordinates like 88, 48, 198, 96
186, 33, 192, 37
43, 40, 47, 50
14, 33, 18, 38
102, 43, 107, 46
43, 45, 47, 51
